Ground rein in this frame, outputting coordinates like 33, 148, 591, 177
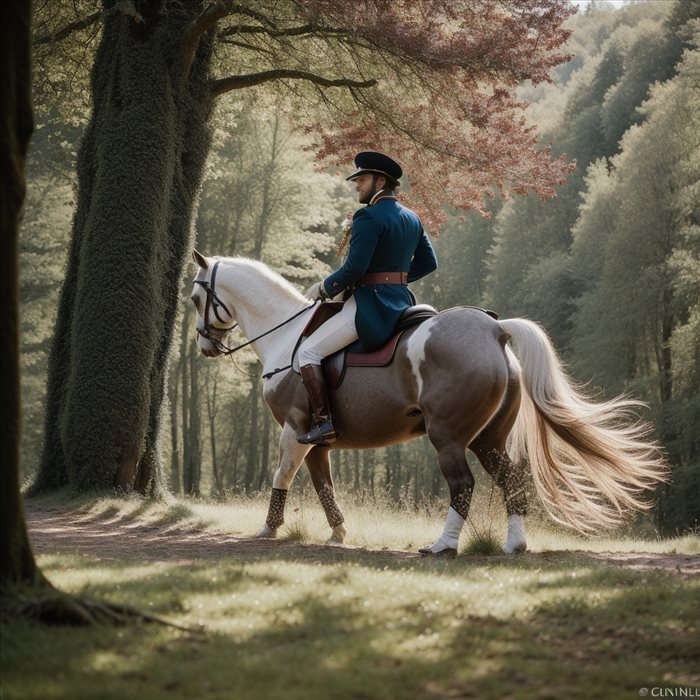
193, 261, 318, 371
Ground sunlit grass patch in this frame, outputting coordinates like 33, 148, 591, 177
8, 494, 700, 700
18, 544, 698, 699
26, 487, 700, 559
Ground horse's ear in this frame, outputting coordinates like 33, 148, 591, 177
192, 249, 208, 270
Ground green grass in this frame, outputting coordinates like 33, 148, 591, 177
2, 492, 699, 699
33, 486, 699, 556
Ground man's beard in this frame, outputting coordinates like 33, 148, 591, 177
359, 178, 380, 204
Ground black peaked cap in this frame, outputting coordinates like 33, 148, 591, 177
346, 151, 403, 181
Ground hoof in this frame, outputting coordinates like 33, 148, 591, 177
418, 546, 457, 558
255, 524, 278, 538
502, 542, 527, 555
326, 523, 346, 546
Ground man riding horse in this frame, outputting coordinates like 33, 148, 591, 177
296, 151, 438, 446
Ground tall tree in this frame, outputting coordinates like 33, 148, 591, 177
2, 0, 175, 626
32, 1, 217, 495
1, 0, 45, 591
32, 0, 576, 496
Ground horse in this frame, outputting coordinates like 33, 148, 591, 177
190, 251, 668, 555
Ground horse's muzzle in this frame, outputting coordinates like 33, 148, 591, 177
196, 331, 225, 358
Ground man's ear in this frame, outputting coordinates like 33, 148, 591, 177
192, 249, 208, 270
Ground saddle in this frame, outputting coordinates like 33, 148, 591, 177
298, 302, 498, 391
322, 304, 438, 391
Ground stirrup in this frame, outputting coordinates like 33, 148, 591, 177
297, 419, 338, 445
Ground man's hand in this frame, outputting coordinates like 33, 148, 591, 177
315, 282, 329, 301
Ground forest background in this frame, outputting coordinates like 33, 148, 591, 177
20, 0, 700, 535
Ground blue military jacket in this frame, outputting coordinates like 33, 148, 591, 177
322, 196, 437, 351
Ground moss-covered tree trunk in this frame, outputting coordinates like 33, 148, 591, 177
32, 0, 213, 496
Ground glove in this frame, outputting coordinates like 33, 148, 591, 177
315, 281, 329, 301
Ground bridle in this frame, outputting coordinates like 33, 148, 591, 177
192, 260, 238, 353
192, 260, 318, 365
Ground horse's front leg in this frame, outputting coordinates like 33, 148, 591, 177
305, 446, 346, 545
256, 424, 311, 538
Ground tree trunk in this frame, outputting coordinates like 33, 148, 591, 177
257, 410, 272, 489
183, 344, 201, 496
362, 451, 375, 499
169, 353, 181, 495
385, 445, 402, 497
204, 368, 223, 494
0, 0, 47, 590
353, 451, 361, 491
244, 375, 260, 491
32, 1, 214, 496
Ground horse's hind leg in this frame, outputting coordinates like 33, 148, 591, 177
418, 352, 509, 556
418, 434, 475, 557
470, 364, 528, 554
305, 446, 346, 545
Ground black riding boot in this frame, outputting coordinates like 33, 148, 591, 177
297, 364, 338, 445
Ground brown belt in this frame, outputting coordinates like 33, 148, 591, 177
358, 271, 408, 285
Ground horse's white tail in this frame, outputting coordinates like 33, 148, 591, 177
501, 318, 668, 533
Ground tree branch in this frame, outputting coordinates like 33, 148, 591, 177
218, 22, 349, 40
210, 70, 377, 98
34, 10, 102, 46
181, 2, 278, 79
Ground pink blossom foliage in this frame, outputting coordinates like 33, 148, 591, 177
294, 0, 577, 232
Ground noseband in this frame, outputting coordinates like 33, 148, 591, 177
193, 260, 238, 350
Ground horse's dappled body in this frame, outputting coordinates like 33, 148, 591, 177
191, 253, 667, 554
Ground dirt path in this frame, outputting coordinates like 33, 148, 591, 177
25, 502, 419, 566
25, 503, 700, 575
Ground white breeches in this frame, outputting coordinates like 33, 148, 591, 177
297, 297, 359, 366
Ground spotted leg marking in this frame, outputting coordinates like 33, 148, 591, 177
256, 423, 311, 538
317, 483, 345, 529
305, 446, 346, 545
471, 446, 528, 554
491, 450, 528, 554
469, 356, 528, 555
256, 488, 287, 537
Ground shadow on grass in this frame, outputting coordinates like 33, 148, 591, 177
16, 498, 700, 697
3, 554, 698, 700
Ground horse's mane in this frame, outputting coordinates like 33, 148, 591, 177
218, 256, 309, 305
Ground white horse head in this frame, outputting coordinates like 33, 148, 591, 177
190, 250, 313, 367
